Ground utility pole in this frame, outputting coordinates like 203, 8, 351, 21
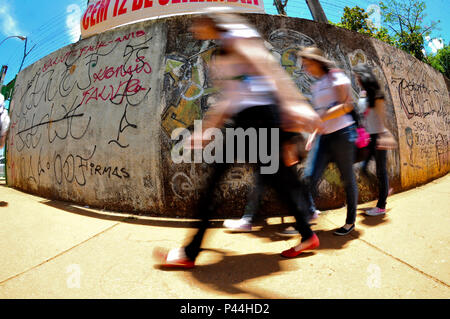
305, 0, 328, 23
273, 0, 288, 16
0, 65, 7, 87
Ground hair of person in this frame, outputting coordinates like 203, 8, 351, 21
352, 63, 385, 108
197, 8, 256, 35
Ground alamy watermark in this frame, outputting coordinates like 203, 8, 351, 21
366, 263, 381, 288
66, 264, 82, 289
171, 120, 280, 174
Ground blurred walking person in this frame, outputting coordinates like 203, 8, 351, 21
153, 8, 323, 268
353, 63, 396, 216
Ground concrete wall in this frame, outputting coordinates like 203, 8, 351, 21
6, 14, 449, 217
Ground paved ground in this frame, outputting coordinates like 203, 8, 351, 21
0, 174, 449, 299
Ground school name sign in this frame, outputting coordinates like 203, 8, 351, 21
81, 0, 265, 38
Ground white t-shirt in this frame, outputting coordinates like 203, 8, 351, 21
357, 97, 386, 134
311, 71, 355, 134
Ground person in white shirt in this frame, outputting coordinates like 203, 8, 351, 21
293, 47, 358, 236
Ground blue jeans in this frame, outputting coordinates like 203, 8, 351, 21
304, 125, 358, 224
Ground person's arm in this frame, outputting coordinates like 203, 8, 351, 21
320, 83, 354, 122
372, 98, 397, 149
373, 98, 387, 128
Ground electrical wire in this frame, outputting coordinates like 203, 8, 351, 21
21, 0, 374, 69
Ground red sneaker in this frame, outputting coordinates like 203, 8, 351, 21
281, 234, 320, 258
153, 247, 195, 269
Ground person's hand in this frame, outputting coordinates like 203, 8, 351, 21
376, 130, 397, 150
305, 130, 317, 151
282, 102, 322, 133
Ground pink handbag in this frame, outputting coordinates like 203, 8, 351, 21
355, 127, 370, 148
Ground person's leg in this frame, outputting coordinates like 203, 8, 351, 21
241, 172, 264, 222
223, 170, 263, 231
331, 126, 358, 232
375, 145, 389, 209
261, 160, 318, 255
361, 135, 376, 173
276, 135, 330, 237
184, 162, 230, 261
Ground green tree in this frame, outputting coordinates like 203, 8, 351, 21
340, 6, 374, 34
379, 0, 440, 61
427, 44, 450, 78
332, 6, 395, 45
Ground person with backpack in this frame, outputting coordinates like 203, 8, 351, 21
353, 63, 396, 216
279, 46, 358, 236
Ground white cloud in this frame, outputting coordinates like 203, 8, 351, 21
426, 36, 444, 54
0, 4, 25, 37
66, 4, 82, 43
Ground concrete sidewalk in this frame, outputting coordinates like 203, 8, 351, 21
0, 175, 449, 299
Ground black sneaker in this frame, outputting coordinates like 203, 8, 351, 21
333, 224, 355, 236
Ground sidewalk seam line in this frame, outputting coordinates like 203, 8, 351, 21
356, 237, 450, 288
0, 222, 121, 286
323, 216, 450, 289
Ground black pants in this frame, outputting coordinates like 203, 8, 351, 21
362, 133, 389, 209
184, 104, 314, 261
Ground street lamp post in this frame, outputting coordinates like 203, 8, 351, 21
0, 35, 27, 83
0, 35, 35, 75
0, 35, 26, 47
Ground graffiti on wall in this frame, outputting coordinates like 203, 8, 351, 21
377, 44, 449, 187
161, 29, 392, 203
9, 29, 156, 206
161, 42, 218, 139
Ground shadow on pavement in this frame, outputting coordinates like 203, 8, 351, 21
0, 201, 8, 207
42, 199, 360, 253
357, 208, 392, 227
155, 248, 305, 298
41, 199, 228, 229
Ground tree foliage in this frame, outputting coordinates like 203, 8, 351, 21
332, 1, 446, 77
427, 44, 450, 79
379, 0, 439, 61
332, 6, 395, 45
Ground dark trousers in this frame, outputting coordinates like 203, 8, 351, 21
303, 125, 358, 225
362, 133, 389, 209
184, 104, 314, 261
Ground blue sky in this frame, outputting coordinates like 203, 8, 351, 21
0, 0, 448, 88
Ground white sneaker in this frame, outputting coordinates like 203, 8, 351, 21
223, 219, 252, 231
365, 207, 386, 216
310, 210, 321, 220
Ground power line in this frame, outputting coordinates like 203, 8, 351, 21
17, 0, 87, 69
